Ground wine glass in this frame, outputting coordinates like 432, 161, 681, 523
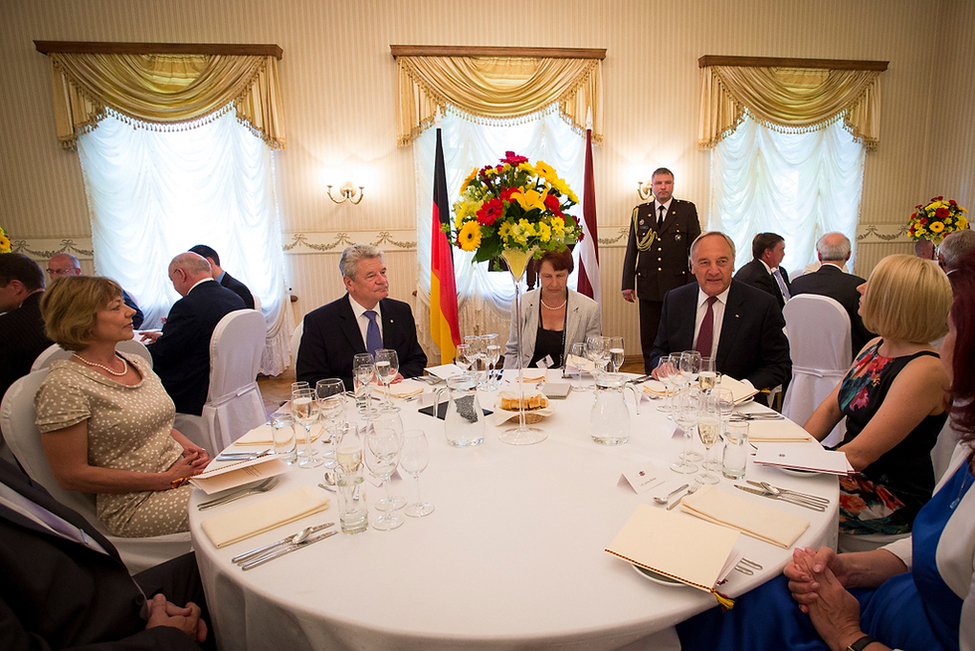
568, 342, 589, 390
315, 378, 346, 467
482, 333, 501, 391
464, 335, 487, 387
586, 335, 609, 381
696, 393, 723, 484
374, 348, 400, 413
670, 387, 701, 475
655, 354, 677, 414
680, 350, 702, 387
364, 410, 405, 511
399, 429, 434, 517
364, 423, 404, 531
709, 388, 735, 470
455, 343, 473, 373
607, 336, 625, 373
698, 356, 717, 393
291, 388, 323, 468
353, 353, 376, 414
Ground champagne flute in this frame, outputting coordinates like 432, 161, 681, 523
698, 356, 717, 393
291, 388, 323, 468
696, 393, 722, 484
710, 388, 735, 470
374, 348, 400, 413
315, 378, 346, 467
399, 429, 434, 517
607, 336, 625, 373
364, 423, 403, 531
670, 387, 700, 474
353, 353, 376, 414
483, 333, 501, 391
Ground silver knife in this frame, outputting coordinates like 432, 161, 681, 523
215, 449, 272, 462
734, 485, 826, 511
241, 530, 337, 570
231, 522, 335, 564
745, 480, 830, 505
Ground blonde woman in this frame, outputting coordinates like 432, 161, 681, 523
804, 254, 952, 537
35, 276, 208, 537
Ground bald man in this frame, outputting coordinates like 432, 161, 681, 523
47, 253, 145, 329
142, 253, 245, 415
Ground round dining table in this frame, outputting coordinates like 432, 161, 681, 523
189, 370, 839, 651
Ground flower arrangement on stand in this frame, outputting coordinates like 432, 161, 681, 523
0, 227, 10, 254
909, 197, 969, 243
447, 151, 581, 445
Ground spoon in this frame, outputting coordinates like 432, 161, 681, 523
757, 481, 830, 506
666, 483, 699, 510
653, 483, 689, 505
232, 524, 321, 565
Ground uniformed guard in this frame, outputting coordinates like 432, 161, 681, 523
621, 167, 701, 373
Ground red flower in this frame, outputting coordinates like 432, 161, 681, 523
950, 200, 957, 206
577, 230, 585, 242
544, 193, 563, 215
477, 198, 504, 226
936, 207, 949, 218
934, 196, 944, 201
921, 218, 928, 224
500, 187, 518, 202
501, 151, 528, 165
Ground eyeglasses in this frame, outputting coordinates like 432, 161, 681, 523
47, 268, 75, 277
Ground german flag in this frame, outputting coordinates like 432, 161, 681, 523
430, 125, 461, 363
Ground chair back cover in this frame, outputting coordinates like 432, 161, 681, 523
0, 369, 190, 574
116, 338, 153, 368
203, 309, 267, 451
32, 339, 153, 372
782, 294, 852, 447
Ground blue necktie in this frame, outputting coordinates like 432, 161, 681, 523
772, 268, 791, 301
364, 310, 382, 356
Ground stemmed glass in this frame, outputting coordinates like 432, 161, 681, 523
698, 356, 717, 393
670, 387, 701, 474
364, 423, 403, 531
374, 348, 400, 413
455, 343, 473, 373
569, 342, 589, 390
364, 410, 405, 511
680, 350, 702, 387
607, 336, 625, 373
315, 378, 346, 467
291, 387, 323, 468
353, 353, 376, 414
709, 388, 735, 470
483, 333, 501, 391
696, 393, 723, 484
464, 335, 487, 387
655, 355, 677, 414
586, 335, 609, 380
399, 429, 434, 517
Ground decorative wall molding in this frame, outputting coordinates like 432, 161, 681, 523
11, 238, 93, 260
855, 223, 912, 243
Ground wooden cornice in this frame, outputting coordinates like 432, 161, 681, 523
698, 55, 887, 71
391, 45, 605, 60
34, 41, 283, 59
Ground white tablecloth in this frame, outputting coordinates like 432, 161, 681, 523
189, 370, 838, 651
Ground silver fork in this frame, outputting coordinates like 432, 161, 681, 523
197, 477, 280, 510
666, 484, 699, 510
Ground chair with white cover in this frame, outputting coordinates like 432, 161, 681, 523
32, 339, 153, 372
290, 320, 304, 371
175, 309, 267, 454
781, 294, 852, 447
0, 369, 191, 574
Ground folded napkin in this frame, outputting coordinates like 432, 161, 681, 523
680, 483, 809, 549
564, 354, 595, 373
234, 424, 325, 446
641, 380, 667, 396
746, 431, 814, 443
374, 378, 425, 399
716, 376, 760, 404
200, 486, 330, 548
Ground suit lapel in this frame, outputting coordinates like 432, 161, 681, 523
715, 283, 746, 367
338, 295, 367, 351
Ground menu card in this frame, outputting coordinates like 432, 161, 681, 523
753, 444, 854, 475
716, 376, 760, 404
190, 455, 288, 495
233, 422, 326, 446
605, 503, 740, 595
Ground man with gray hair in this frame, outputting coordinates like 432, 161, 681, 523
790, 232, 874, 355
142, 252, 245, 415
937, 229, 975, 275
47, 252, 145, 329
297, 243, 426, 390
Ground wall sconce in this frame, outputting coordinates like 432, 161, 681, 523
636, 180, 655, 201
326, 181, 365, 205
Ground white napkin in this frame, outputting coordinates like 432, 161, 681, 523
680, 483, 809, 549
200, 486, 330, 548
374, 378, 425, 399
234, 424, 325, 446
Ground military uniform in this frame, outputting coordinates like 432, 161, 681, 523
621, 199, 701, 373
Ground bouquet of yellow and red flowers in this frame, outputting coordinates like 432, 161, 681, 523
449, 151, 582, 265
909, 197, 969, 243
0, 227, 10, 254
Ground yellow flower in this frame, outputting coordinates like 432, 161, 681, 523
458, 221, 482, 252
915, 226, 927, 236
498, 222, 513, 241
535, 161, 557, 182
517, 162, 535, 175
509, 222, 528, 246
537, 221, 552, 242
959, 216, 969, 228
551, 216, 565, 238
511, 189, 546, 213
930, 221, 945, 233
484, 167, 498, 177
460, 168, 478, 192
0, 233, 9, 254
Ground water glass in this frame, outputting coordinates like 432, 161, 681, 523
292, 387, 323, 468
353, 353, 376, 414
334, 463, 368, 534
483, 333, 501, 391
364, 425, 404, 531
607, 336, 625, 373
722, 421, 749, 480
270, 412, 297, 464
568, 342, 589, 390
670, 387, 700, 474
316, 378, 346, 467
710, 388, 735, 470
375, 348, 400, 413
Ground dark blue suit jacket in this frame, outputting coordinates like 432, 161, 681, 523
0, 292, 53, 402
733, 258, 790, 309
0, 459, 202, 650
219, 271, 255, 310
296, 295, 427, 391
649, 280, 792, 391
147, 280, 246, 415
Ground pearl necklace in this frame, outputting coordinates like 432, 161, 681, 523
74, 353, 127, 377
541, 294, 568, 310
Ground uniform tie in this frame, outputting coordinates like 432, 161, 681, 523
657, 205, 666, 230
364, 310, 382, 356
696, 296, 718, 356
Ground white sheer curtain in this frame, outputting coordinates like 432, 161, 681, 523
710, 113, 865, 274
76, 109, 291, 374
413, 107, 584, 339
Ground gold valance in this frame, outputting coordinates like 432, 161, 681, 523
46, 51, 285, 149
394, 49, 603, 146
698, 62, 883, 151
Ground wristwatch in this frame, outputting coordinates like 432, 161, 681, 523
846, 634, 877, 651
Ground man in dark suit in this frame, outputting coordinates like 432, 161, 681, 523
47, 252, 145, 328
0, 253, 53, 401
790, 232, 875, 356
297, 243, 427, 390
622, 167, 701, 373
650, 232, 792, 399
143, 252, 245, 415
0, 458, 209, 650
188, 244, 255, 309
733, 232, 791, 309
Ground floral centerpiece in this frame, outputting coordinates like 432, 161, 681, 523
0, 227, 10, 254
909, 197, 969, 244
449, 151, 582, 278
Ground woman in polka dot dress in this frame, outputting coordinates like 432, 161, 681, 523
34, 276, 209, 537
